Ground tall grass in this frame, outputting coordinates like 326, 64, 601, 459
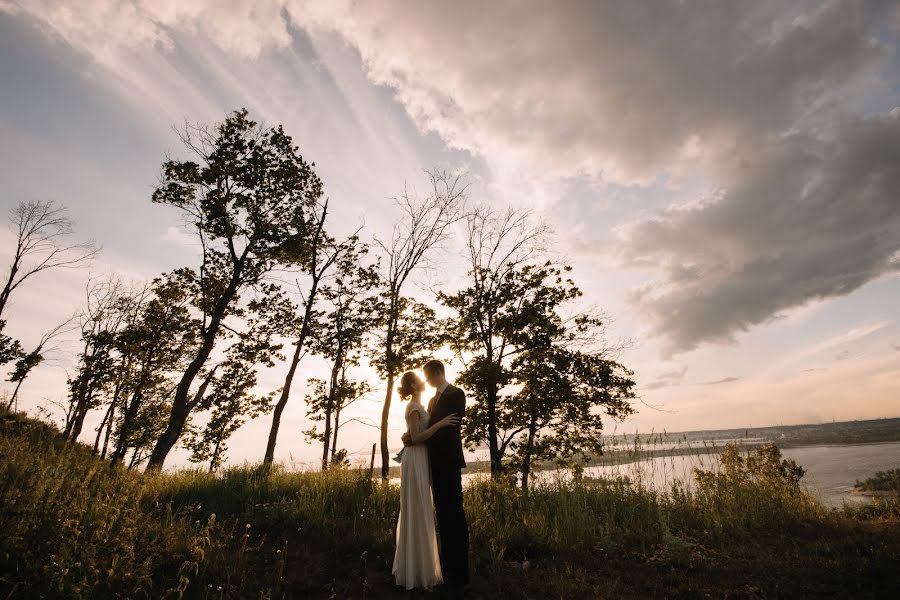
2, 407, 898, 598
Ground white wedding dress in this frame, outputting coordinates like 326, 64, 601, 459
392, 400, 443, 590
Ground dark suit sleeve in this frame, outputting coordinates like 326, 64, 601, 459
426, 387, 466, 469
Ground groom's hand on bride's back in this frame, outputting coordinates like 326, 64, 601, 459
401, 431, 412, 446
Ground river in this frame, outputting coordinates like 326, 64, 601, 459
449, 441, 900, 508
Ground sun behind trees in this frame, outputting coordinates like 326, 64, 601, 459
7, 107, 636, 477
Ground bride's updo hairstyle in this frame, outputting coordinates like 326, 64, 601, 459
397, 371, 424, 400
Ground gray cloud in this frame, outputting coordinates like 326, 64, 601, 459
645, 366, 688, 390
621, 112, 900, 353
698, 376, 742, 386
294, 0, 894, 183
19, 1, 884, 183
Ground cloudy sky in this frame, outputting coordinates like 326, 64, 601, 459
1, 1, 898, 469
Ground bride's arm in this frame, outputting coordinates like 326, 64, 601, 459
407, 411, 459, 444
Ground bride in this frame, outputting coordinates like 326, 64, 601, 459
392, 370, 459, 591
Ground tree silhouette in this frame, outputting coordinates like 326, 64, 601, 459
373, 170, 466, 478
106, 273, 199, 465
440, 206, 550, 479
303, 247, 380, 469
263, 201, 361, 466
447, 235, 635, 486
5, 314, 76, 412
64, 276, 135, 443
145, 108, 324, 470
0, 199, 99, 322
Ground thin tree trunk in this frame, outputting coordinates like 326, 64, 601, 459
264, 205, 331, 466
6, 379, 23, 411
331, 404, 341, 463
379, 313, 398, 479
321, 350, 344, 470
0, 261, 18, 323
487, 385, 502, 480
521, 413, 538, 495
68, 388, 96, 442
93, 398, 115, 455
264, 287, 319, 465
100, 405, 115, 460
209, 439, 221, 472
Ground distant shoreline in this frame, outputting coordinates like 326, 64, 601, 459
418, 416, 900, 478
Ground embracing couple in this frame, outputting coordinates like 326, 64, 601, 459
392, 359, 470, 597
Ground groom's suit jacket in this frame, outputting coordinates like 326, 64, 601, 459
426, 384, 467, 471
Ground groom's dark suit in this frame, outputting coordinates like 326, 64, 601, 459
426, 383, 469, 588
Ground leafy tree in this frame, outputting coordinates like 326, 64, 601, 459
303, 247, 380, 470
440, 207, 550, 479
64, 277, 136, 442
0, 321, 22, 368
145, 108, 323, 470
5, 315, 75, 411
373, 170, 466, 477
506, 323, 636, 494
262, 198, 361, 465
185, 334, 281, 472
446, 226, 636, 485
106, 273, 199, 465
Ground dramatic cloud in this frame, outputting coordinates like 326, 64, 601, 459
621, 116, 900, 353
294, 0, 893, 183
5, 0, 899, 356
8, 1, 893, 180
3, 0, 293, 61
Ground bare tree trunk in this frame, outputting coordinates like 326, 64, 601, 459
521, 413, 538, 496
100, 407, 115, 460
331, 404, 341, 463
92, 398, 115, 455
6, 379, 23, 411
146, 364, 218, 471
379, 315, 398, 479
67, 388, 96, 442
487, 385, 502, 480
380, 371, 396, 479
264, 291, 318, 466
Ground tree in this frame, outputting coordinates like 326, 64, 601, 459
373, 170, 466, 478
303, 249, 380, 469
145, 108, 323, 470
0, 199, 99, 322
439, 206, 550, 479
106, 273, 199, 465
263, 203, 361, 466
6, 314, 76, 411
64, 276, 136, 442
448, 250, 636, 487
0, 321, 22, 368
185, 330, 281, 472
507, 321, 636, 494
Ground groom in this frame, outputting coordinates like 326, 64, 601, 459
402, 359, 470, 596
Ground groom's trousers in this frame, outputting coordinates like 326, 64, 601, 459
432, 466, 470, 587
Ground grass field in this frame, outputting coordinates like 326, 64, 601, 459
1, 407, 898, 599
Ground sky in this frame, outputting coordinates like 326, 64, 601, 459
1, 0, 898, 470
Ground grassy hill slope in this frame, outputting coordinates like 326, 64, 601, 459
1, 407, 899, 599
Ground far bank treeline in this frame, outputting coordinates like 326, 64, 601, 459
0, 108, 636, 487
